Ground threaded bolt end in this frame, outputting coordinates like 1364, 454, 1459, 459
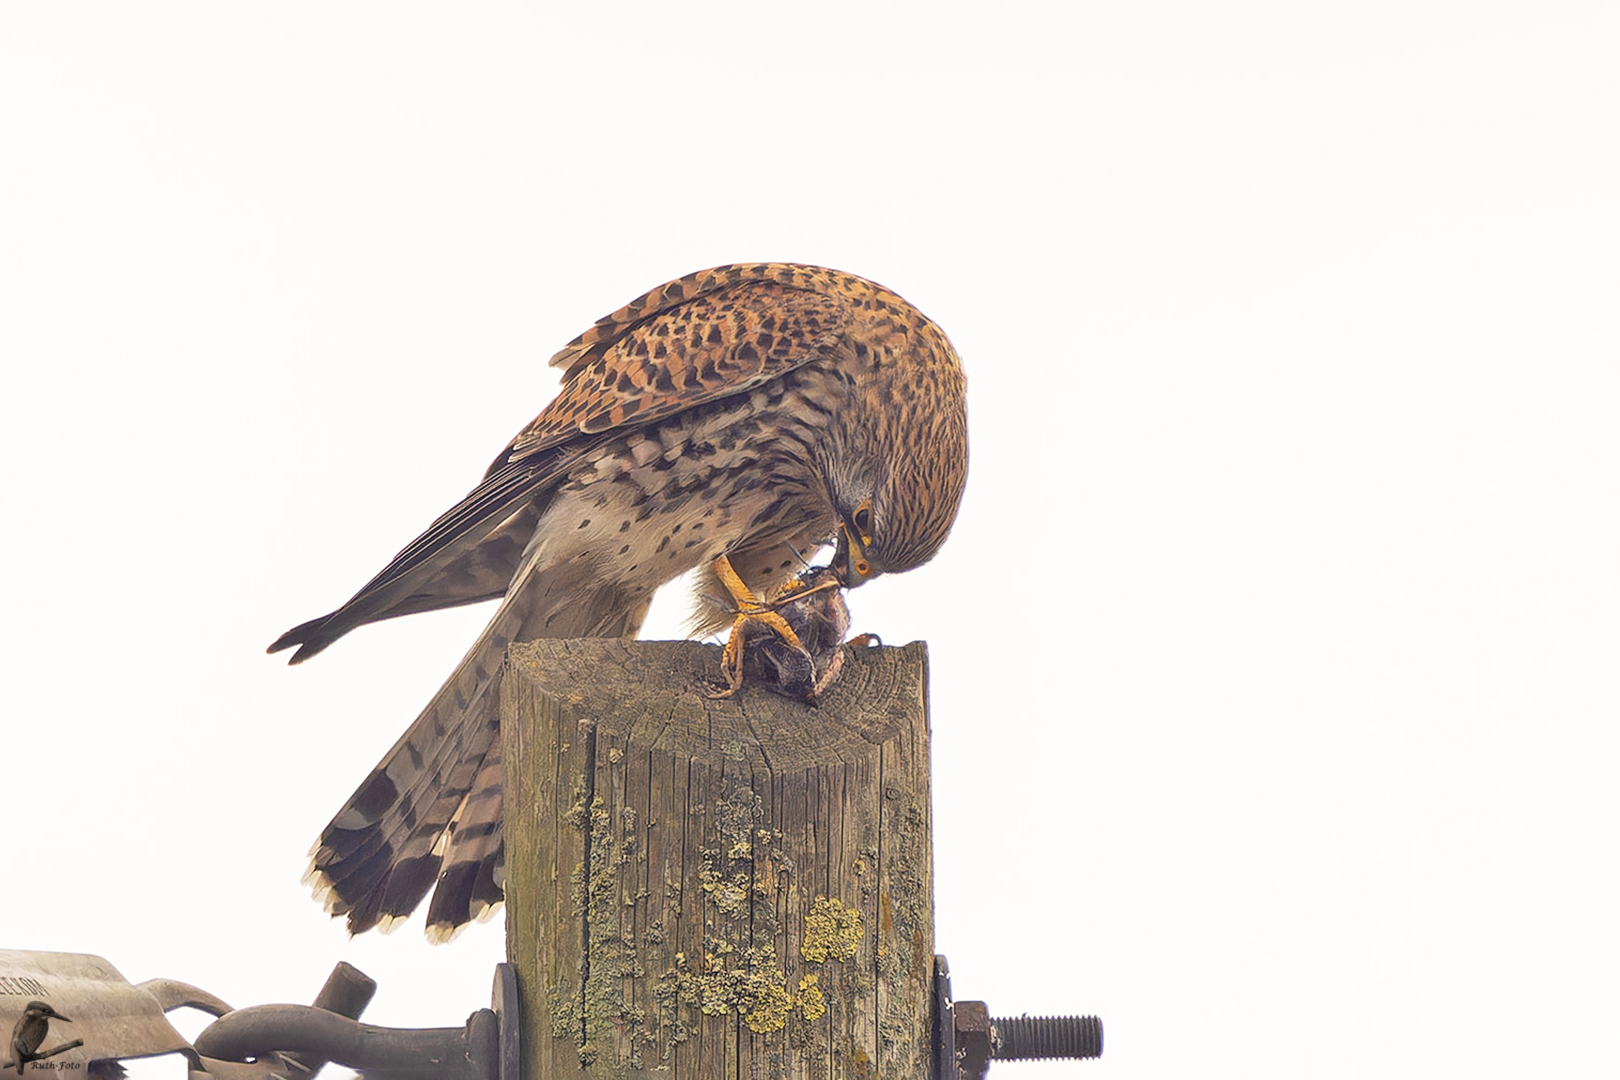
992, 1015, 1103, 1061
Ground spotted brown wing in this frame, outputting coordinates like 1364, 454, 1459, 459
269, 266, 859, 663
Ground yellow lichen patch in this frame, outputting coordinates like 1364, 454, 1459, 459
797, 973, 826, 1021
801, 896, 863, 963
661, 944, 833, 1036
698, 859, 751, 918
746, 981, 795, 1033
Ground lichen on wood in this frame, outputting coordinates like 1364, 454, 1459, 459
502, 638, 935, 1078
801, 896, 864, 964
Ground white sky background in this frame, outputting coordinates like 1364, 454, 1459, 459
3, 3, 1616, 1077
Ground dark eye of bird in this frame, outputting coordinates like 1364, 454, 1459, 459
853, 505, 872, 535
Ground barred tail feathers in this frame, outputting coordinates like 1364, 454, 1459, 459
305, 603, 520, 936
423, 746, 505, 943
305, 532, 657, 939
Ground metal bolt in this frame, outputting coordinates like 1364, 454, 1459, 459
954, 1000, 995, 1079
992, 1014, 1103, 1061
933, 955, 1104, 1079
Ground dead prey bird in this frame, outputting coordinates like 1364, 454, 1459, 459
711, 563, 879, 702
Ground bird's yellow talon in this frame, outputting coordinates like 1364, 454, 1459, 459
708, 553, 818, 697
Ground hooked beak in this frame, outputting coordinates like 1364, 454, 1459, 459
833, 522, 874, 590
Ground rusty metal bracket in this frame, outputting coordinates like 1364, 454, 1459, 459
932, 954, 1103, 1079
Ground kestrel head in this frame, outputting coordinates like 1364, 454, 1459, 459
828, 330, 968, 589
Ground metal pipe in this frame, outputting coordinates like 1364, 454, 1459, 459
194, 1004, 485, 1080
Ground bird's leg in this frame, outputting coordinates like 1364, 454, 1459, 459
710, 553, 811, 698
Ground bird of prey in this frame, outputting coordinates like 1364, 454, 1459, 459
270, 262, 968, 940
10, 1002, 71, 1075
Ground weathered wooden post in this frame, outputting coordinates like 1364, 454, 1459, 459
501, 638, 935, 1079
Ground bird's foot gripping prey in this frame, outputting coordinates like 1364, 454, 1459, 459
270, 263, 968, 940
708, 555, 876, 703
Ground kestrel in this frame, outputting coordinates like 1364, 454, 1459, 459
270, 263, 968, 939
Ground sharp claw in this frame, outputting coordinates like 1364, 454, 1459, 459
708, 555, 860, 701
708, 553, 821, 697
